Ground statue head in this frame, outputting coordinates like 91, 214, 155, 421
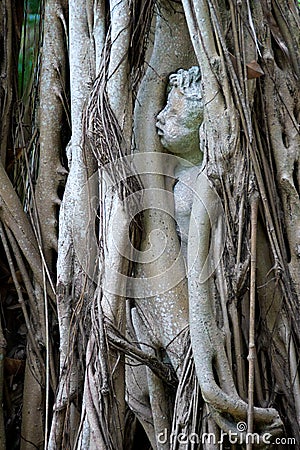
156, 67, 203, 159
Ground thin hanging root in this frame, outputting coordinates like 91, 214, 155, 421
247, 192, 259, 448
106, 321, 177, 388
0, 222, 45, 373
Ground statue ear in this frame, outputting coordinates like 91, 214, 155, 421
189, 66, 201, 83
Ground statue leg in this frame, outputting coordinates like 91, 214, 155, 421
128, 307, 174, 449
126, 361, 156, 447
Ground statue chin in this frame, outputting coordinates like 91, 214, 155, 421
159, 132, 202, 161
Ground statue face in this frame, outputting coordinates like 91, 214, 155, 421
156, 87, 203, 156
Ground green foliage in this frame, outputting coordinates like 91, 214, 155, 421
28, 0, 40, 14
18, 4, 40, 98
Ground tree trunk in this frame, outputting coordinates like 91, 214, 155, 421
0, 1, 299, 449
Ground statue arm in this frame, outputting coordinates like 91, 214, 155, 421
188, 170, 282, 435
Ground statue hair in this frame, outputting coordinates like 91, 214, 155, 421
168, 66, 202, 101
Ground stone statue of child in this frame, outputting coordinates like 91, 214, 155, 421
128, 66, 282, 446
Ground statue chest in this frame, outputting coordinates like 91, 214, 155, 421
173, 164, 200, 258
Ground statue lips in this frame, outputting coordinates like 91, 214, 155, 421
156, 122, 164, 136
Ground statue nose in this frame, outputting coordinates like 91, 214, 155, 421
157, 111, 165, 124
